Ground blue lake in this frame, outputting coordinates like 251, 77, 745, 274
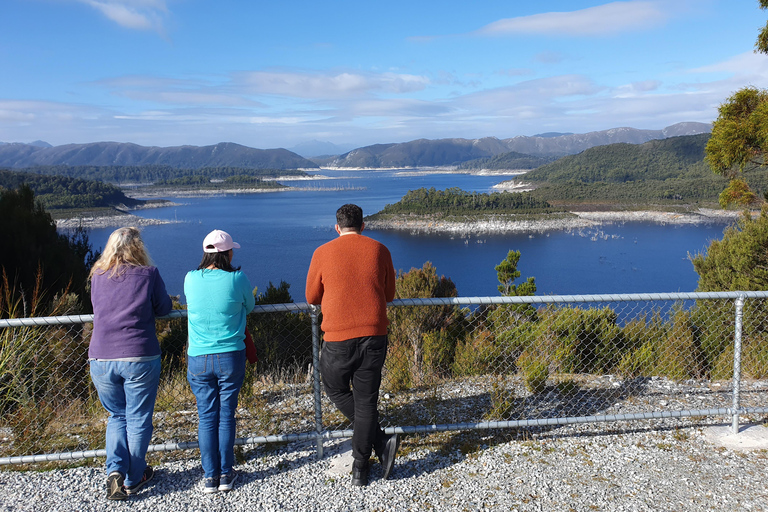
84, 170, 732, 300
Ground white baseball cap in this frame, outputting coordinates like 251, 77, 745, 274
202, 229, 241, 253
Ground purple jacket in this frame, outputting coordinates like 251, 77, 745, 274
89, 265, 173, 359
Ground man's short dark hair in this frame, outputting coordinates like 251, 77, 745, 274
336, 203, 363, 230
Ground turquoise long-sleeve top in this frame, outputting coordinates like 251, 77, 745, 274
184, 268, 256, 357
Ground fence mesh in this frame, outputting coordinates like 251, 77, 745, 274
1, 294, 768, 465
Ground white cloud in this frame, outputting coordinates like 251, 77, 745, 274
689, 51, 768, 76
78, 0, 168, 32
614, 80, 663, 96
233, 70, 430, 98
475, 1, 669, 37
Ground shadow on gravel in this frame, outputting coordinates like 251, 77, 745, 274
380, 376, 731, 479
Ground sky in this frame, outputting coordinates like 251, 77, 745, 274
1, 0, 767, 151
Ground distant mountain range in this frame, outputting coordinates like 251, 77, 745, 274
328, 122, 711, 168
288, 140, 356, 158
0, 141, 318, 170
0, 122, 711, 171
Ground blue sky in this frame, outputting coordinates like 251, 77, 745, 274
1, 0, 766, 150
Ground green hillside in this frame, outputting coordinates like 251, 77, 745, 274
519, 134, 768, 207
19, 165, 307, 184
458, 151, 555, 170
524, 134, 712, 183
0, 169, 142, 210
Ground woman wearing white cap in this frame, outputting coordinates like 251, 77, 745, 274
184, 229, 255, 494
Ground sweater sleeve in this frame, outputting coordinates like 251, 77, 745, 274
152, 267, 173, 317
305, 250, 324, 305
383, 246, 396, 303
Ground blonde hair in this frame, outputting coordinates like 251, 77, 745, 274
89, 227, 152, 280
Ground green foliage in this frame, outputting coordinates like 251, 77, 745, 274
0, 269, 91, 418
517, 351, 549, 394
495, 250, 535, 297
371, 187, 558, 217
711, 333, 768, 380
157, 299, 188, 374
756, 1, 768, 54
0, 169, 140, 209
386, 262, 465, 387
617, 308, 704, 380
248, 281, 313, 376
483, 378, 519, 420
509, 133, 768, 207
452, 330, 505, 377
705, 87, 768, 206
153, 174, 286, 190
487, 250, 537, 333
19, 165, 307, 184
526, 134, 713, 184
692, 207, 768, 291
459, 151, 555, 171
0, 185, 97, 316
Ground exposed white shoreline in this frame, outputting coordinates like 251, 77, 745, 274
56, 213, 181, 229
365, 208, 745, 235
56, 207, 746, 232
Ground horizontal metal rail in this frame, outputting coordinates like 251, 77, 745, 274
4, 291, 768, 328
2, 292, 766, 465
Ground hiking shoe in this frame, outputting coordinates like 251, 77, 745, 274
106, 472, 127, 501
219, 471, 238, 492
379, 433, 400, 480
203, 476, 220, 494
125, 466, 154, 495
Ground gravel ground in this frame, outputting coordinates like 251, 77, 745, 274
2, 418, 767, 512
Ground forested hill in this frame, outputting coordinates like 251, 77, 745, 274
16, 165, 308, 184
0, 141, 318, 170
458, 151, 556, 171
523, 134, 712, 183
0, 169, 141, 209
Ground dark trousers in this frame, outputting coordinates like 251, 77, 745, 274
320, 335, 388, 464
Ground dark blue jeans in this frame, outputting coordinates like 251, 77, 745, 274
320, 335, 388, 464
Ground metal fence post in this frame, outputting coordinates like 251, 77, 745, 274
310, 305, 324, 459
732, 295, 744, 434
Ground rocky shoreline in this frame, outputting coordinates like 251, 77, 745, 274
365, 208, 744, 235
55, 213, 180, 229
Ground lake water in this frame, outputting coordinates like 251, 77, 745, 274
84, 170, 732, 300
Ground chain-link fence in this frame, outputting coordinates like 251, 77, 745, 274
2, 292, 767, 466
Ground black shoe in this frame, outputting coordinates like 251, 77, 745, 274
351, 461, 369, 487
106, 472, 127, 501
125, 466, 154, 495
379, 433, 400, 480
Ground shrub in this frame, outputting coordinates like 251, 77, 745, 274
518, 351, 549, 394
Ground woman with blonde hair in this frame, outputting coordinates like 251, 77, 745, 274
89, 227, 172, 501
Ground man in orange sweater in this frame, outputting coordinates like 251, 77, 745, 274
306, 203, 399, 486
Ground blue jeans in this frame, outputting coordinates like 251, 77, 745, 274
187, 349, 246, 479
90, 358, 161, 487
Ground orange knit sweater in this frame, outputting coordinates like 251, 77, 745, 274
305, 233, 396, 341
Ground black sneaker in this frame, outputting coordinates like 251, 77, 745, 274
379, 433, 400, 480
125, 466, 154, 495
203, 476, 220, 494
351, 460, 369, 487
219, 471, 238, 491
106, 472, 127, 501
